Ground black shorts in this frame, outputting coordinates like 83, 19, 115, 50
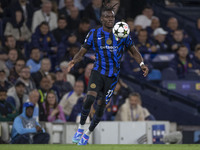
87, 70, 118, 104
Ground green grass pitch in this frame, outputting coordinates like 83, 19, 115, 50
1, 144, 200, 150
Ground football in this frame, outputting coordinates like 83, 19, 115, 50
112, 21, 130, 38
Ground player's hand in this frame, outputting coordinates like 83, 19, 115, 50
67, 60, 75, 73
141, 65, 149, 77
36, 125, 42, 132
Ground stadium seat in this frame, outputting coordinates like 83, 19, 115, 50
184, 71, 200, 80
162, 68, 178, 80
147, 69, 162, 81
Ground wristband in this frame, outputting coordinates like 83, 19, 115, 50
139, 62, 145, 67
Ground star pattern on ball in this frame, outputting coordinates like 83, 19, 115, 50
123, 30, 128, 35
118, 22, 124, 27
114, 29, 119, 35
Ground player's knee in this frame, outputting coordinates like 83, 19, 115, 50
83, 95, 96, 109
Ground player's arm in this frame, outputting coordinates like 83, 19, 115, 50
67, 47, 88, 72
128, 45, 149, 77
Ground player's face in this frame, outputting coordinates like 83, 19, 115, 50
101, 11, 115, 29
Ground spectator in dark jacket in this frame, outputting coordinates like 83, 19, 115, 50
0, 69, 12, 91
170, 45, 195, 79
0, 88, 18, 121
135, 29, 157, 53
31, 58, 51, 88
83, 0, 102, 26
31, 22, 57, 58
194, 44, 200, 69
52, 16, 70, 44
169, 29, 191, 52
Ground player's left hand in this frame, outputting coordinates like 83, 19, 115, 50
141, 65, 149, 77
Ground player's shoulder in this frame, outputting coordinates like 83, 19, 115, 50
89, 27, 101, 33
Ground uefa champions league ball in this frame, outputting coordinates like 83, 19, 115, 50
112, 21, 130, 39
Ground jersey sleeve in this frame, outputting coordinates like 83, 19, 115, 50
124, 35, 135, 49
82, 29, 94, 49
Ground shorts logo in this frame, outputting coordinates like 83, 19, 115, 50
90, 83, 96, 89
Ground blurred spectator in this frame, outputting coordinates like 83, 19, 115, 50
11, 102, 50, 144
83, 0, 102, 26
137, 94, 155, 121
43, 91, 66, 122
4, 10, 31, 48
54, 67, 73, 98
170, 29, 191, 52
58, 34, 79, 63
31, 22, 57, 58
7, 80, 29, 113
0, 69, 12, 91
46, 73, 61, 100
0, 88, 18, 121
67, 6, 81, 31
3, 35, 24, 59
6, 49, 18, 70
126, 18, 137, 41
170, 45, 195, 79
4, 0, 34, 29
121, 51, 153, 79
26, 48, 41, 73
165, 17, 191, 44
37, 75, 59, 104
135, 29, 157, 53
16, 66, 36, 95
60, 61, 76, 86
8, 58, 25, 84
103, 79, 133, 121
60, 80, 85, 120
192, 18, 200, 45
27, 89, 40, 122
52, 16, 70, 44
62, 43, 80, 62
74, 18, 91, 44
0, 60, 9, 77
31, 58, 51, 88
32, 0, 57, 32
58, 0, 74, 19
115, 92, 145, 121
134, 5, 154, 30
153, 28, 169, 52
78, 63, 94, 93
146, 17, 160, 40
193, 44, 200, 76
165, 17, 178, 42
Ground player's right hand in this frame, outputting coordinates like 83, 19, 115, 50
67, 60, 75, 73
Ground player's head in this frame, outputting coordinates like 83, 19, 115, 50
101, 2, 118, 29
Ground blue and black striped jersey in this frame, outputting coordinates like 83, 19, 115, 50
82, 27, 134, 77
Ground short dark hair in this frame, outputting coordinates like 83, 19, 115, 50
0, 88, 7, 93
40, 21, 49, 27
80, 18, 90, 24
15, 80, 25, 87
58, 15, 67, 22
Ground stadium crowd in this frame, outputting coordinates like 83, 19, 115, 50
0, 0, 200, 143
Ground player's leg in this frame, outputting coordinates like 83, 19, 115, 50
78, 76, 118, 145
72, 71, 103, 144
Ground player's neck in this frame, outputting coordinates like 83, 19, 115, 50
103, 26, 112, 33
